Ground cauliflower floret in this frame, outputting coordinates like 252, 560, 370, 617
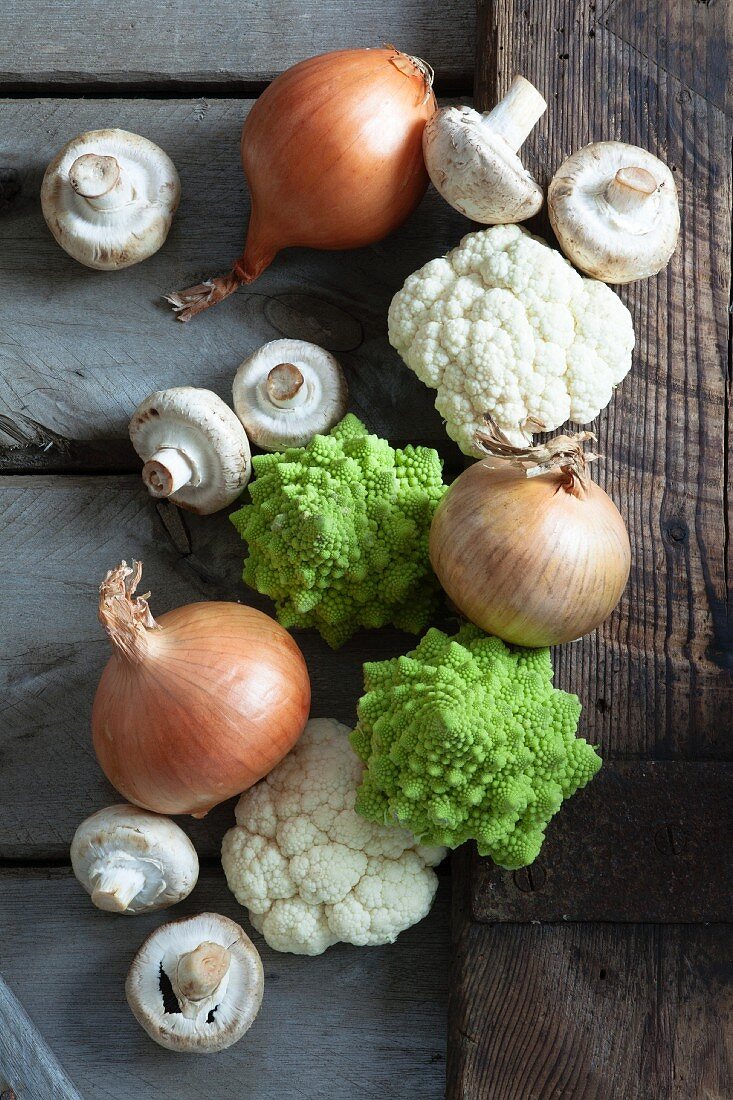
351, 626, 602, 870
230, 415, 447, 648
388, 224, 635, 454
221, 718, 446, 955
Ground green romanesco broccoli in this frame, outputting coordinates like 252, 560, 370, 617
350, 624, 601, 868
230, 414, 447, 648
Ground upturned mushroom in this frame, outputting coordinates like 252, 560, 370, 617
232, 339, 349, 450
422, 75, 547, 224
129, 387, 251, 514
70, 804, 199, 915
126, 913, 264, 1052
548, 141, 680, 283
41, 128, 180, 270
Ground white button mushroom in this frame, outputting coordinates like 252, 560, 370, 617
422, 75, 547, 224
70, 804, 199, 915
548, 141, 680, 283
126, 913, 264, 1053
41, 128, 180, 271
232, 338, 349, 451
129, 387, 251, 514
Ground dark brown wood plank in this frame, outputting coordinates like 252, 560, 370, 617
0, 97, 467, 471
448, 1, 733, 1095
0, 868, 449, 1099
0, 1, 474, 88
475, 0, 733, 760
468, 762, 733, 923
448, 866, 733, 1100
0, 475, 456, 859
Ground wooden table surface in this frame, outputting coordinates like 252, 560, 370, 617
2, 0, 732, 1098
0, 4, 473, 1098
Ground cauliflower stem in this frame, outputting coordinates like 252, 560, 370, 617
351, 625, 601, 869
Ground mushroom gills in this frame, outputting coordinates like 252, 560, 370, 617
126, 913, 264, 1052
70, 803, 199, 915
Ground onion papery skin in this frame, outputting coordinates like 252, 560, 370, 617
237, 47, 436, 282
92, 602, 311, 817
429, 463, 631, 647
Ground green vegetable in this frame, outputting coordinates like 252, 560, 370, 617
230, 414, 447, 648
350, 625, 601, 868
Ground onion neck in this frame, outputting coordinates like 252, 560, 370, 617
98, 560, 160, 664
473, 417, 598, 494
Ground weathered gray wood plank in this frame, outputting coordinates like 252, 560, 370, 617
0, 2, 474, 87
0, 98, 467, 460
0, 869, 449, 1100
0, 475, 452, 859
0, 974, 83, 1100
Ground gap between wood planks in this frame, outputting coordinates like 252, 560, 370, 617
0, 76, 474, 99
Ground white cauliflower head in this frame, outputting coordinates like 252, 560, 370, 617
221, 718, 445, 956
388, 223, 635, 454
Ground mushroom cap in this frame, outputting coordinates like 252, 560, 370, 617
232, 339, 349, 451
129, 387, 251, 514
70, 804, 199, 914
423, 105, 543, 224
126, 913, 264, 1053
41, 128, 180, 270
548, 140, 680, 283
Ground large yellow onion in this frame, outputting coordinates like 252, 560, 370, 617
429, 425, 631, 646
168, 46, 436, 321
92, 562, 311, 816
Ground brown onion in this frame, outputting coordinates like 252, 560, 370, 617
429, 424, 631, 647
92, 562, 310, 816
167, 46, 435, 321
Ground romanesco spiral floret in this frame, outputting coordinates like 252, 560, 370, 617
351, 624, 601, 868
230, 415, 447, 648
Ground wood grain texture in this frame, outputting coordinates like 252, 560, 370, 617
474, 0, 733, 760
0, 1, 474, 88
0, 97, 468, 465
447, 1, 733, 1096
468, 762, 733, 922
0, 475, 458, 858
449, 855, 733, 1100
0, 869, 449, 1100
0, 974, 83, 1100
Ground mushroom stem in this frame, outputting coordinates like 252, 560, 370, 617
142, 448, 196, 498
69, 153, 134, 212
174, 942, 231, 1018
605, 166, 658, 214
265, 362, 307, 409
482, 75, 547, 153
90, 861, 147, 912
